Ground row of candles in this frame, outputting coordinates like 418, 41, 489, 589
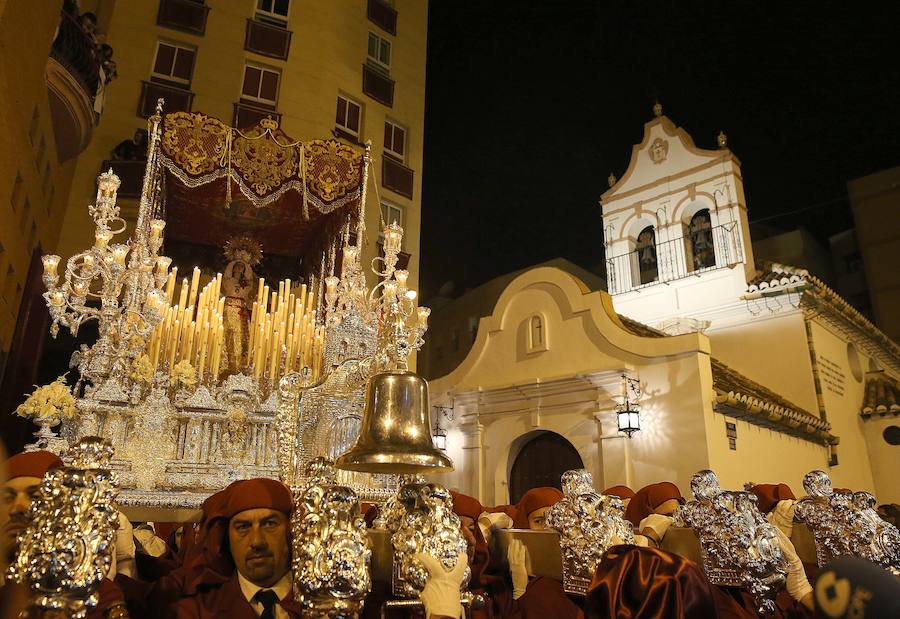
142, 266, 325, 385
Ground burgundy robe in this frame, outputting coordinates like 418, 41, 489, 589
171, 573, 301, 619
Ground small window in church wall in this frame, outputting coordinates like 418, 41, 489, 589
527, 314, 548, 353
636, 226, 658, 285
688, 209, 715, 270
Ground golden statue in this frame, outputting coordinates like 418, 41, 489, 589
221, 235, 261, 376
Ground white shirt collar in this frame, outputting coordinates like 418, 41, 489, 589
237, 570, 292, 605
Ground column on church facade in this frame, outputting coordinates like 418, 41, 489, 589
457, 418, 485, 501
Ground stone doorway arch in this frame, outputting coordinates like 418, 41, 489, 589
508, 430, 584, 504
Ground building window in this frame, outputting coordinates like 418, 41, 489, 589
688, 209, 715, 270
335, 94, 362, 138
367, 32, 391, 72
241, 63, 280, 106
636, 226, 658, 285
527, 314, 548, 353
381, 201, 402, 227
256, 0, 290, 25
384, 119, 405, 161
151, 41, 196, 86
726, 422, 737, 450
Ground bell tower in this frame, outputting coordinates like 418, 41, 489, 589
599, 104, 755, 326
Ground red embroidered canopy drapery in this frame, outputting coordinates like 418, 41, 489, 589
157, 112, 364, 257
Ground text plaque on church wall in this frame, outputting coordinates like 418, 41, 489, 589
819, 356, 845, 397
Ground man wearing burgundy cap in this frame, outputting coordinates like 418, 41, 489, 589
172, 478, 301, 619
2, 450, 130, 618
2, 450, 64, 563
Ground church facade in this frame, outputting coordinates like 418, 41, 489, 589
426, 107, 900, 505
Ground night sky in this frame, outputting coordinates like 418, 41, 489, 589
420, 1, 900, 299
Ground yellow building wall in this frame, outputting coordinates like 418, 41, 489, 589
807, 319, 878, 495
58, 0, 427, 297
707, 313, 821, 416
0, 0, 78, 359
429, 267, 719, 504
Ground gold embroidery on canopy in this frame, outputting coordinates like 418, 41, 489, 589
232, 126, 299, 196
162, 112, 229, 176
304, 140, 363, 203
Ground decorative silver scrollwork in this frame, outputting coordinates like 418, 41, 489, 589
377, 480, 469, 599
546, 469, 635, 595
7, 437, 119, 619
292, 457, 371, 618
795, 470, 900, 576
676, 470, 786, 616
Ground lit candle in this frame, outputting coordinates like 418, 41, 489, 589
211, 320, 223, 380
42, 255, 61, 277
178, 277, 189, 309
149, 219, 166, 238
111, 244, 129, 265
146, 289, 162, 309
417, 306, 431, 326
166, 268, 177, 304
285, 332, 294, 373
169, 319, 180, 367
198, 321, 210, 379
383, 223, 403, 254
188, 267, 201, 310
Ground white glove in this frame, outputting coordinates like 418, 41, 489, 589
768, 499, 796, 538
507, 539, 530, 600
134, 527, 168, 557
114, 512, 136, 578
417, 551, 467, 619
478, 512, 513, 542
774, 527, 813, 606
638, 514, 673, 546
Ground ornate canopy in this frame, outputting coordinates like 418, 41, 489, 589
158, 112, 364, 257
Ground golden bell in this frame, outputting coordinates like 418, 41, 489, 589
335, 370, 453, 474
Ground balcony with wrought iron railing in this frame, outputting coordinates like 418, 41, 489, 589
606, 223, 744, 295
47, 10, 103, 160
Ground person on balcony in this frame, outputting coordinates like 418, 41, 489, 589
113, 130, 149, 161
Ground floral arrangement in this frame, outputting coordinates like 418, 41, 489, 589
130, 354, 155, 383
171, 360, 197, 389
16, 375, 77, 424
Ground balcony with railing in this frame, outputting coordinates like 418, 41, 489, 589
47, 10, 102, 160
382, 156, 413, 198
157, 0, 210, 35
606, 223, 744, 295
138, 80, 194, 118
245, 18, 292, 60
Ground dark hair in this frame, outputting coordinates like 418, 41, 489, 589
100, 43, 113, 58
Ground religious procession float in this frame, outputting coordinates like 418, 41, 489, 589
8, 101, 900, 617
